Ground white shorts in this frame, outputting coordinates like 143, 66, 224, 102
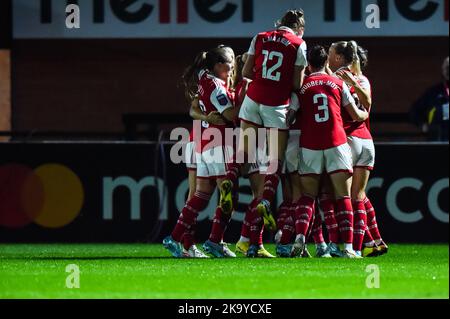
239, 95, 289, 130
298, 143, 353, 176
283, 130, 301, 174
196, 145, 234, 179
347, 136, 375, 170
185, 141, 197, 170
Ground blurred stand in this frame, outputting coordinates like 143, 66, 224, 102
410, 57, 449, 142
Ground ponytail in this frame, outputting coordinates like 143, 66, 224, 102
332, 40, 362, 75
348, 41, 361, 76
181, 46, 235, 102
181, 51, 207, 102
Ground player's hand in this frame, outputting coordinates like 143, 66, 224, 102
286, 109, 297, 127
206, 111, 226, 125
336, 70, 358, 87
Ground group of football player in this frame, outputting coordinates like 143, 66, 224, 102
163, 8, 389, 259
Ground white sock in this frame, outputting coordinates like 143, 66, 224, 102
316, 242, 327, 250
295, 234, 305, 243
355, 250, 361, 256
375, 239, 383, 245
344, 243, 353, 251
239, 236, 249, 243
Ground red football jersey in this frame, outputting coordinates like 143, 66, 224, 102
246, 27, 307, 106
338, 69, 373, 139
195, 69, 235, 152
297, 72, 355, 150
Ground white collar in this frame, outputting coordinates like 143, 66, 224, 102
199, 69, 226, 85
309, 71, 327, 76
278, 26, 297, 35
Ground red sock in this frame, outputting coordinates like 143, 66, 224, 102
276, 200, 291, 230
311, 204, 324, 244
364, 197, 382, 241
320, 198, 340, 244
294, 196, 315, 237
249, 205, 264, 245
262, 160, 283, 204
241, 198, 258, 238
279, 203, 295, 244
171, 191, 211, 242
352, 199, 367, 251
335, 197, 354, 244
225, 151, 245, 185
183, 226, 195, 250
209, 206, 232, 244
363, 225, 375, 246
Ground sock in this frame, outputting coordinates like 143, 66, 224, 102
225, 150, 245, 185
344, 243, 353, 251
262, 160, 283, 204
240, 198, 258, 239
171, 191, 211, 242
182, 226, 195, 250
279, 205, 295, 245
320, 198, 340, 244
239, 236, 249, 243
209, 206, 232, 244
276, 200, 291, 230
335, 197, 354, 244
316, 242, 327, 250
247, 201, 264, 245
352, 199, 367, 252
311, 204, 325, 244
294, 196, 315, 238
295, 234, 306, 243
364, 197, 383, 241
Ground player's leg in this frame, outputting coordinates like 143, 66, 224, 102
219, 96, 262, 214
275, 174, 293, 243
290, 174, 320, 257
326, 143, 361, 258
311, 203, 332, 258
203, 146, 237, 258
256, 104, 289, 231
164, 177, 215, 258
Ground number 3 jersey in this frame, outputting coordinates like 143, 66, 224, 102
246, 26, 307, 106
196, 69, 235, 153
295, 72, 355, 150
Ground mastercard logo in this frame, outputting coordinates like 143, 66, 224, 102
0, 163, 84, 228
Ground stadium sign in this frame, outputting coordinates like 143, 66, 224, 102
0, 142, 448, 243
13, 0, 449, 38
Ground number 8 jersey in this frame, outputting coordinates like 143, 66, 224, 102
246, 26, 307, 106
295, 72, 355, 150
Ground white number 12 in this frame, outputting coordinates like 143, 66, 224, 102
262, 50, 283, 82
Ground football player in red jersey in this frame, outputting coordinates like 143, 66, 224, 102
219, 10, 308, 257
230, 54, 275, 258
277, 45, 368, 258
329, 41, 388, 257
163, 46, 239, 258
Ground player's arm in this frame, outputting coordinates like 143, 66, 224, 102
293, 42, 308, 90
337, 70, 372, 111
286, 92, 300, 126
342, 83, 369, 121
242, 35, 257, 79
211, 87, 236, 124
190, 97, 226, 125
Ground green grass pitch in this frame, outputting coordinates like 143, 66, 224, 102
0, 243, 448, 299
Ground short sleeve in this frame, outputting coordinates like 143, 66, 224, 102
342, 83, 356, 107
295, 42, 308, 67
247, 35, 257, 55
210, 85, 233, 114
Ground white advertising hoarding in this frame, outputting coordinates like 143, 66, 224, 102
13, 0, 449, 38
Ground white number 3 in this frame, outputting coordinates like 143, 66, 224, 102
314, 93, 329, 123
